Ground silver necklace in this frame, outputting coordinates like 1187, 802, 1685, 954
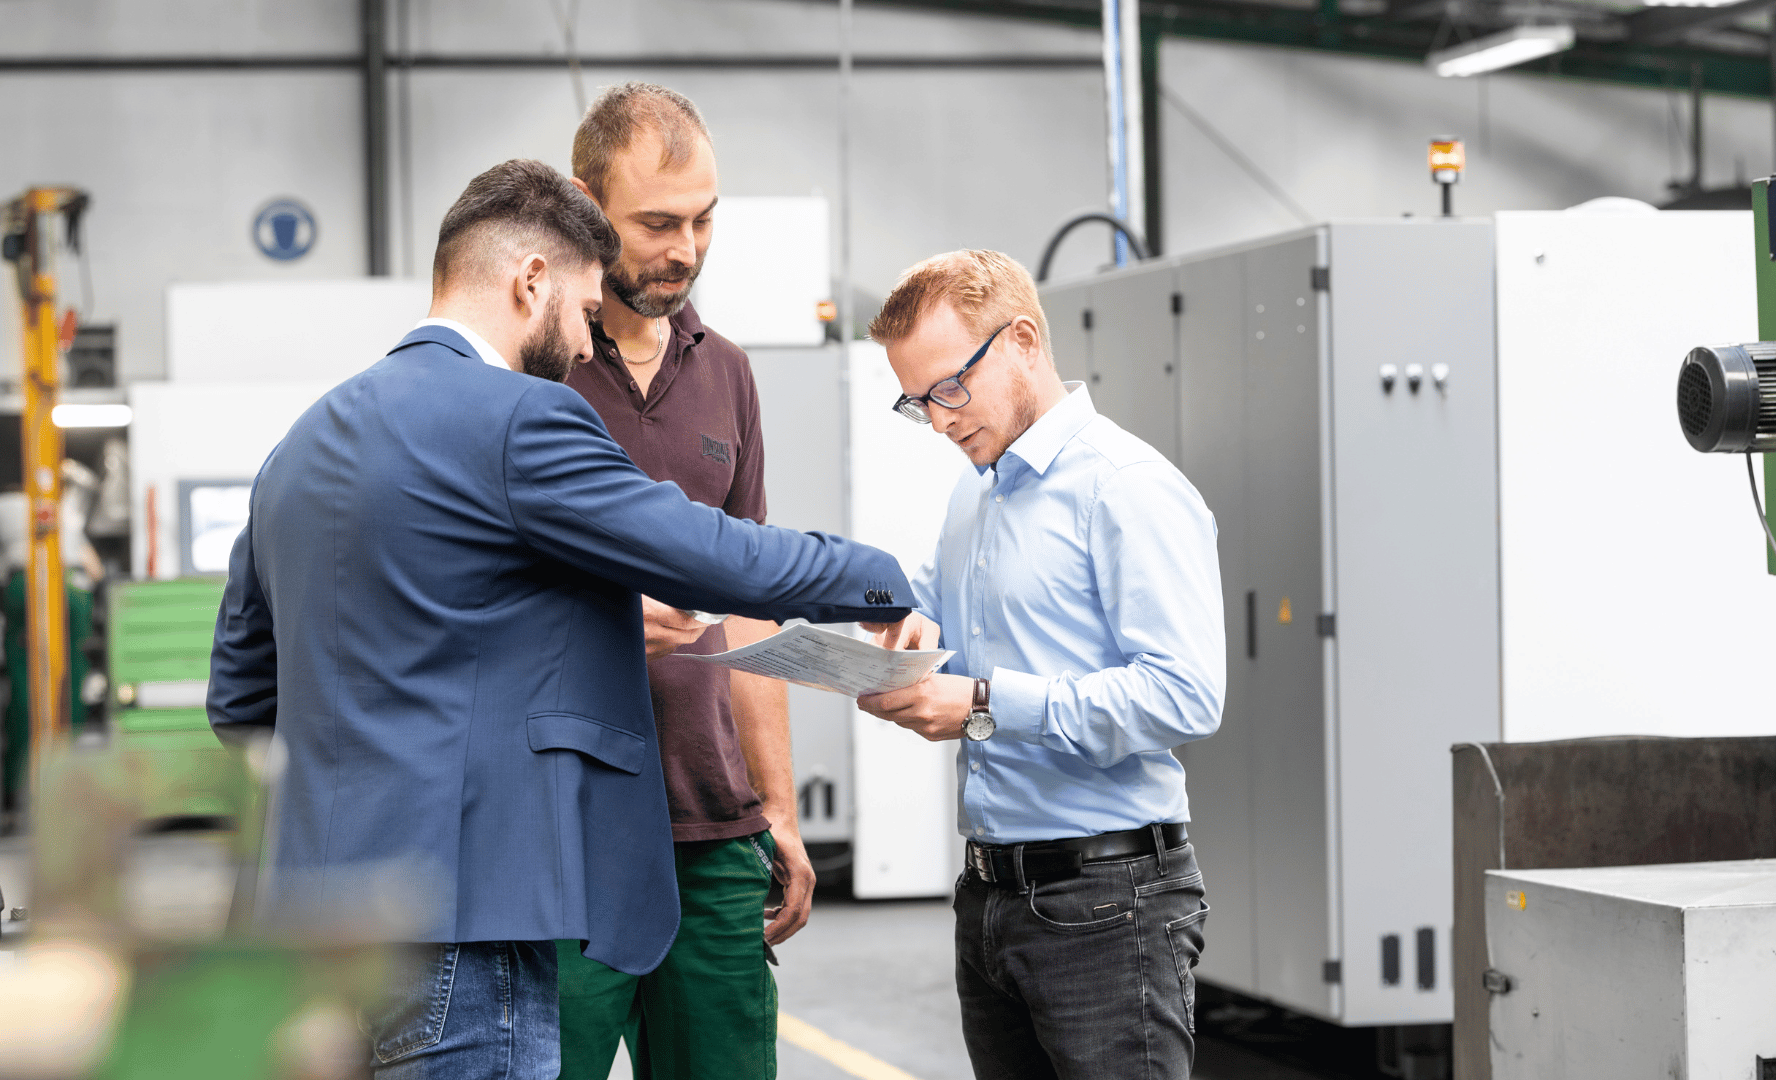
619, 318, 666, 366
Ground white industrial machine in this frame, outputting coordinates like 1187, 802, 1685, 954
1038, 209, 1776, 1028
1484, 861, 1776, 1077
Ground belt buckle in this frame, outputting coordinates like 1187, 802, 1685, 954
968, 843, 994, 883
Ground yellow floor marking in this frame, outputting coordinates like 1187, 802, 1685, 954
778, 1011, 924, 1080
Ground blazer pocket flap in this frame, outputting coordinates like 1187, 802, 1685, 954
526, 712, 646, 775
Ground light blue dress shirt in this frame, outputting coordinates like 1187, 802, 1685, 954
910, 383, 1226, 844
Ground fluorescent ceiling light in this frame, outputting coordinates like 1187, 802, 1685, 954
1427, 25, 1575, 77
1641, 0, 1741, 7
52, 403, 132, 428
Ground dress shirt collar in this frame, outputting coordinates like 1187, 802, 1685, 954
414, 317, 511, 371
985, 381, 1094, 478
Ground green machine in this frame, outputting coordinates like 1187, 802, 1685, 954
106, 577, 232, 821
1675, 175, 1776, 570
1, 573, 91, 816
2, 581, 395, 1080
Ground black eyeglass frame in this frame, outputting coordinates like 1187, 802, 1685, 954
891, 321, 1015, 424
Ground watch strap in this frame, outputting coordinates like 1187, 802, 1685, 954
973, 677, 991, 712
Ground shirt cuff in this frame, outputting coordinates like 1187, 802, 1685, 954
989, 667, 1049, 743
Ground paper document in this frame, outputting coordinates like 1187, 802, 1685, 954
681, 622, 952, 697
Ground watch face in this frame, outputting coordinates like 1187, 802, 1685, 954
964, 711, 995, 742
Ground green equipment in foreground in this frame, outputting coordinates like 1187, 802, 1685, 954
1673, 175, 1776, 573
107, 577, 231, 821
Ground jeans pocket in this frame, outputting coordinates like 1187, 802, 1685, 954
368, 943, 459, 1064
1165, 903, 1209, 1034
1026, 868, 1136, 931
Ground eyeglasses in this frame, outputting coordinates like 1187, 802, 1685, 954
891, 321, 1013, 424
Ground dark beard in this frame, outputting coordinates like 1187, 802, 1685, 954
606, 251, 705, 319
518, 295, 575, 383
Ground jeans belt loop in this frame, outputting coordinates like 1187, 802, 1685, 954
1151, 823, 1168, 877
1012, 844, 1028, 893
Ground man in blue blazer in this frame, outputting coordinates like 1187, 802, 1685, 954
207, 159, 909, 1078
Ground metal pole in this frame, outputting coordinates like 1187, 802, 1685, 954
396, 0, 414, 278
837, 0, 854, 537
1101, 0, 1128, 266
1691, 61, 1705, 196
1118, 0, 1144, 259
362, 0, 391, 276
1140, 22, 1162, 258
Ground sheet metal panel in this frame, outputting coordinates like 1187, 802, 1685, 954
1243, 235, 1334, 1019
1325, 221, 1500, 1025
1172, 250, 1257, 994
1042, 279, 1094, 387
1079, 263, 1180, 460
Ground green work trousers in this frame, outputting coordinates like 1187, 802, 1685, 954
556, 832, 778, 1079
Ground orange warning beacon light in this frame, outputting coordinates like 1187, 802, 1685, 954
1429, 137, 1464, 216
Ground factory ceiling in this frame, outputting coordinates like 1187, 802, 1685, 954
862, 0, 1776, 96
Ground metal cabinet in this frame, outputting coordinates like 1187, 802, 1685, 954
1041, 221, 1500, 1027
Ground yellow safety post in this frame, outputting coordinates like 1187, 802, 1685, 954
3, 186, 81, 799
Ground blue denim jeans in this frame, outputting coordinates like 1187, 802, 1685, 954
364, 941, 560, 1079
954, 840, 1209, 1080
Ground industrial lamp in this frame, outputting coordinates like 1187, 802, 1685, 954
1427, 25, 1575, 78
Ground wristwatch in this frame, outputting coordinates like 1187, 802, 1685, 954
964, 678, 995, 742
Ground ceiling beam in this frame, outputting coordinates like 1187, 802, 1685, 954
856, 0, 1776, 95
1628, 0, 1774, 45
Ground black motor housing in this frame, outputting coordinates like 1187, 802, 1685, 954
1676, 343, 1776, 453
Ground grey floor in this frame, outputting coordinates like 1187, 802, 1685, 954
1, 836, 1335, 1080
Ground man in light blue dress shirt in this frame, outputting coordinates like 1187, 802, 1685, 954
857, 250, 1226, 1080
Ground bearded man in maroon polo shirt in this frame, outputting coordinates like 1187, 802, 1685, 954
552, 82, 809, 1078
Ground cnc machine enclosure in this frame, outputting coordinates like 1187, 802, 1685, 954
1040, 212, 1774, 1033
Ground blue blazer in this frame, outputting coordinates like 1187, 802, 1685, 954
208, 326, 909, 974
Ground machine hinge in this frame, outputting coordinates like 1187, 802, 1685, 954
1317, 613, 1336, 638
1322, 960, 1342, 984
1481, 968, 1514, 995
1311, 265, 1330, 292
1170, 292, 1183, 315
1082, 308, 1094, 331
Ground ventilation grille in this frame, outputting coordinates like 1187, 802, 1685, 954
1678, 361, 1714, 439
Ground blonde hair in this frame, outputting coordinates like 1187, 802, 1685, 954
570, 82, 710, 202
868, 250, 1052, 360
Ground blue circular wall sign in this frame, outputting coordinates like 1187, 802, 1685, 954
253, 199, 317, 261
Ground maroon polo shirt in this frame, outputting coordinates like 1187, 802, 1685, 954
563, 301, 771, 843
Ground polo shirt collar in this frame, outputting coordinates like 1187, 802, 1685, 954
989, 381, 1094, 478
413, 317, 511, 370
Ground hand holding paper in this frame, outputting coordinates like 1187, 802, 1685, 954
680, 621, 952, 698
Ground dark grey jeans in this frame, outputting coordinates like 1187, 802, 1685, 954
953, 840, 1208, 1080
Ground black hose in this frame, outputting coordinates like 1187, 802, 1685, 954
1036, 212, 1150, 283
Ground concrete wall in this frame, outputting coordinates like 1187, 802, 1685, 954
4, 0, 1773, 389
1158, 36, 1776, 254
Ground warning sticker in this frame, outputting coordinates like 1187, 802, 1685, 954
1505, 890, 1528, 911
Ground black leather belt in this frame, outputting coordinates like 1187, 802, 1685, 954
966, 822, 1188, 890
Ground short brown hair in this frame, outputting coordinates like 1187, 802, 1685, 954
432, 159, 620, 289
571, 82, 711, 202
869, 250, 1052, 360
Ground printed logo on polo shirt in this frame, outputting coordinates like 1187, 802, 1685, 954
700, 434, 732, 465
